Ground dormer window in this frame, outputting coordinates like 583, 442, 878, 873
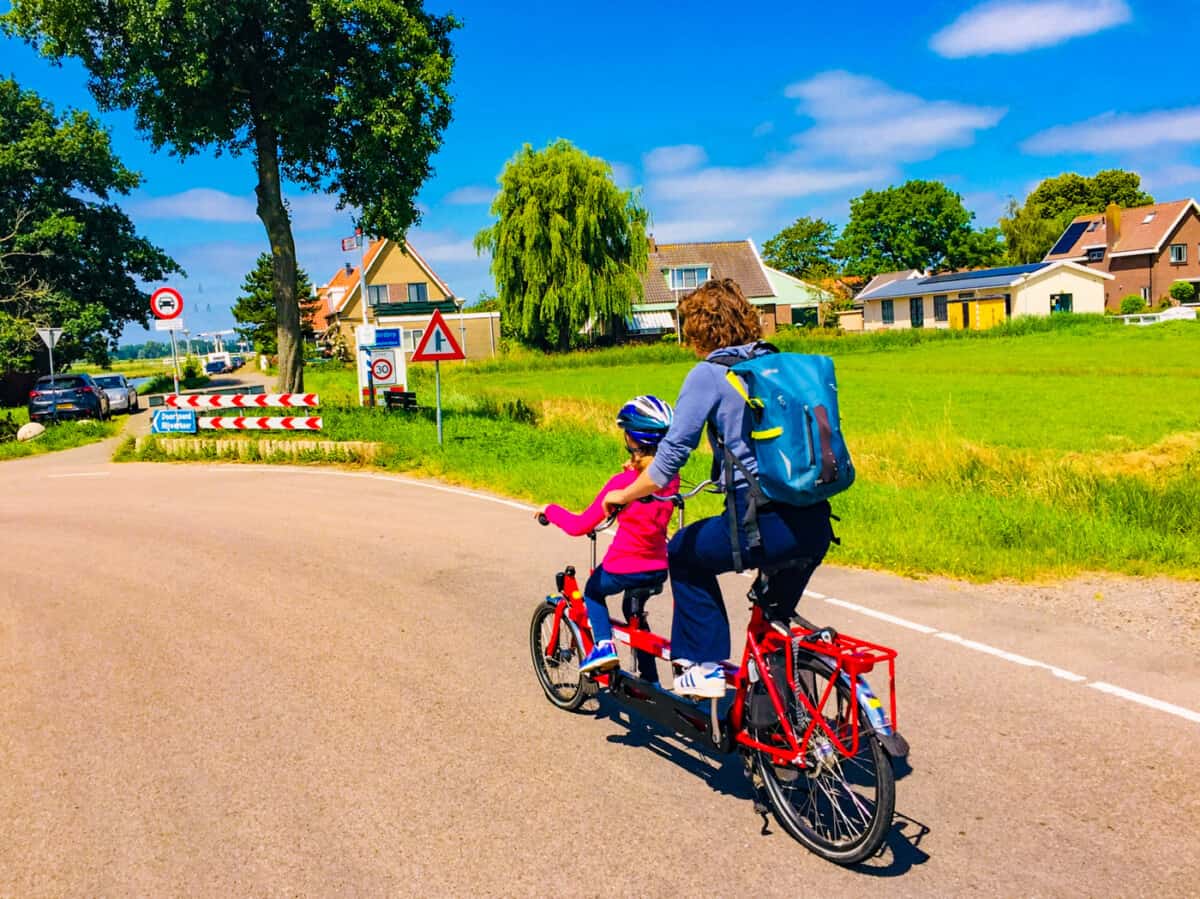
1087, 221, 1099, 231
1086, 247, 1104, 262
668, 266, 710, 290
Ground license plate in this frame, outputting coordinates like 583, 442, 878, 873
56, 402, 74, 409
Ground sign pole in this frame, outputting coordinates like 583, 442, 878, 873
48, 332, 57, 423
358, 228, 370, 326
435, 359, 443, 445
169, 328, 180, 394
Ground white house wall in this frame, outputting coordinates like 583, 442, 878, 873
1013, 268, 1106, 316
863, 295, 950, 331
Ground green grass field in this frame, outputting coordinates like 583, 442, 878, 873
0, 406, 121, 461
127, 316, 1200, 581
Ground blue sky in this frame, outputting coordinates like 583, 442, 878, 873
5, 0, 1200, 342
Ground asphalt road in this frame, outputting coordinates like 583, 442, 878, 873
2, 443, 1198, 896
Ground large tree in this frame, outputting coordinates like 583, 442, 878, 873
5, 0, 458, 391
762, 216, 839, 280
232, 252, 317, 354
1001, 169, 1154, 262
835, 180, 1004, 278
0, 78, 178, 375
475, 140, 649, 351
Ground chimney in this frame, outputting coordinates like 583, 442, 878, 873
647, 234, 657, 254
344, 262, 353, 275
1105, 202, 1121, 249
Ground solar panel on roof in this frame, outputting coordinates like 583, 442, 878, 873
1048, 221, 1088, 256
919, 263, 1043, 285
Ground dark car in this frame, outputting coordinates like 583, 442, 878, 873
28, 373, 111, 422
204, 359, 228, 376
230, 355, 245, 370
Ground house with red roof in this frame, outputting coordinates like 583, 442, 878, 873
1043, 199, 1200, 310
317, 237, 499, 359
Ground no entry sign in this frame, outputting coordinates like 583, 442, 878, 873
150, 287, 184, 320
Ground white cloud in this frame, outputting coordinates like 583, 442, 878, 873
654, 162, 888, 204
752, 121, 775, 138
786, 71, 1004, 161
130, 187, 344, 232
643, 145, 708, 175
409, 229, 484, 264
131, 188, 257, 223
444, 185, 496, 205
931, 0, 1130, 58
1140, 163, 1200, 193
609, 162, 636, 189
1023, 107, 1200, 154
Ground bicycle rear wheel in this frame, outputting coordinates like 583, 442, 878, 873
529, 602, 594, 711
752, 653, 895, 865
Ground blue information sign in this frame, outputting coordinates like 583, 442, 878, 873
373, 328, 401, 348
151, 409, 198, 434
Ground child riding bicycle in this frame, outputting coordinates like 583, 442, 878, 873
537, 395, 680, 676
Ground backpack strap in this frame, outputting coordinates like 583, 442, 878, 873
706, 422, 767, 573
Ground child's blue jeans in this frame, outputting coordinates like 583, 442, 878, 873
585, 565, 667, 679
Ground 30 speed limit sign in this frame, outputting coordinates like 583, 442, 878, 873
371, 356, 394, 382
150, 286, 184, 320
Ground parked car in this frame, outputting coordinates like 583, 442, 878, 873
230, 355, 245, 370
28, 373, 111, 422
204, 359, 229, 376
93, 373, 140, 414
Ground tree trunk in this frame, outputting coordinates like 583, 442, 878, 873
251, 113, 303, 392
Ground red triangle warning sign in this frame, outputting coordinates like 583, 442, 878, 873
411, 308, 465, 362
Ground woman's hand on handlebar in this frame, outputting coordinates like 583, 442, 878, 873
601, 489, 626, 517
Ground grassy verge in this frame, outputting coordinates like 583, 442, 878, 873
120, 317, 1200, 582
0, 409, 121, 461
137, 373, 211, 394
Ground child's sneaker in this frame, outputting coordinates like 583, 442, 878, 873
673, 661, 727, 698
579, 640, 619, 674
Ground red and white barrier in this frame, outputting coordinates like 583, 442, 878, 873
165, 393, 319, 409
198, 416, 322, 431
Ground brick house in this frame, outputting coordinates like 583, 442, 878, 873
1043, 199, 1200, 309
627, 237, 823, 338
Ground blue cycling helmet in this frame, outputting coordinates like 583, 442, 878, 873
617, 395, 674, 447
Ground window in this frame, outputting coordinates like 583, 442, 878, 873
367, 284, 388, 306
1050, 293, 1073, 313
958, 291, 975, 300
933, 294, 948, 322
407, 282, 429, 303
403, 328, 422, 352
1086, 247, 1104, 262
1141, 285, 1151, 301
1143, 212, 1156, 224
668, 266, 710, 290
1087, 220, 1100, 232
1169, 244, 1187, 264
881, 299, 894, 325
909, 297, 925, 328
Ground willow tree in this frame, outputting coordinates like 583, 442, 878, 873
475, 140, 648, 351
4, 0, 457, 391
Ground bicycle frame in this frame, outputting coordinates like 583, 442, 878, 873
541, 565, 901, 769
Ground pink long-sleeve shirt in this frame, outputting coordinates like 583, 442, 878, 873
544, 470, 680, 574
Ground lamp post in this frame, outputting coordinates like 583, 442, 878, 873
453, 296, 467, 359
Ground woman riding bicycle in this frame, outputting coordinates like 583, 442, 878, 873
603, 278, 834, 699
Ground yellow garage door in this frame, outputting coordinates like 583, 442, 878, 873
975, 298, 1006, 330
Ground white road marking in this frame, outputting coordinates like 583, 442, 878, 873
47, 471, 110, 479
1087, 683, 1200, 724
822, 597, 939, 635
934, 632, 1086, 682
151, 462, 1200, 726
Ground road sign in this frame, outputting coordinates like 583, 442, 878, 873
374, 328, 401, 348
151, 409, 198, 434
150, 286, 184, 320
35, 327, 62, 349
198, 416, 322, 431
371, 356, 394, 382
341, 235, 361, 251
411, 309, 465, 362
165, 393, 320, 409
154, 318, 184, 331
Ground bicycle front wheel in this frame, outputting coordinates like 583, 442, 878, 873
529, 601, 594, 712
753, 654, 895, 865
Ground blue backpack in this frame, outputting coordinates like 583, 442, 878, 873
709, 343, 855, 567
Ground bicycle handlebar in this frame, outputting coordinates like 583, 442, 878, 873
540, 480, 719, 538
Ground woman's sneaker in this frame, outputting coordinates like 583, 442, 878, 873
673, 662, 726, 698
579, 640, 619, 674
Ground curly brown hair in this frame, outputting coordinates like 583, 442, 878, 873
677, 278, 762, 354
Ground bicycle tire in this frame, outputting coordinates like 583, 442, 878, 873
751, 652, 895, 865
529, 602, 595, 712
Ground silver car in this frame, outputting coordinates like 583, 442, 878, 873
93, 374, 140, 414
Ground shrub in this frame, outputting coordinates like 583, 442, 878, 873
181, 356, 201, 379
1119, 294, 1146, 315
0, 411, 18, 443
660, 331, 678, 343
1169, 280, 1196, 303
